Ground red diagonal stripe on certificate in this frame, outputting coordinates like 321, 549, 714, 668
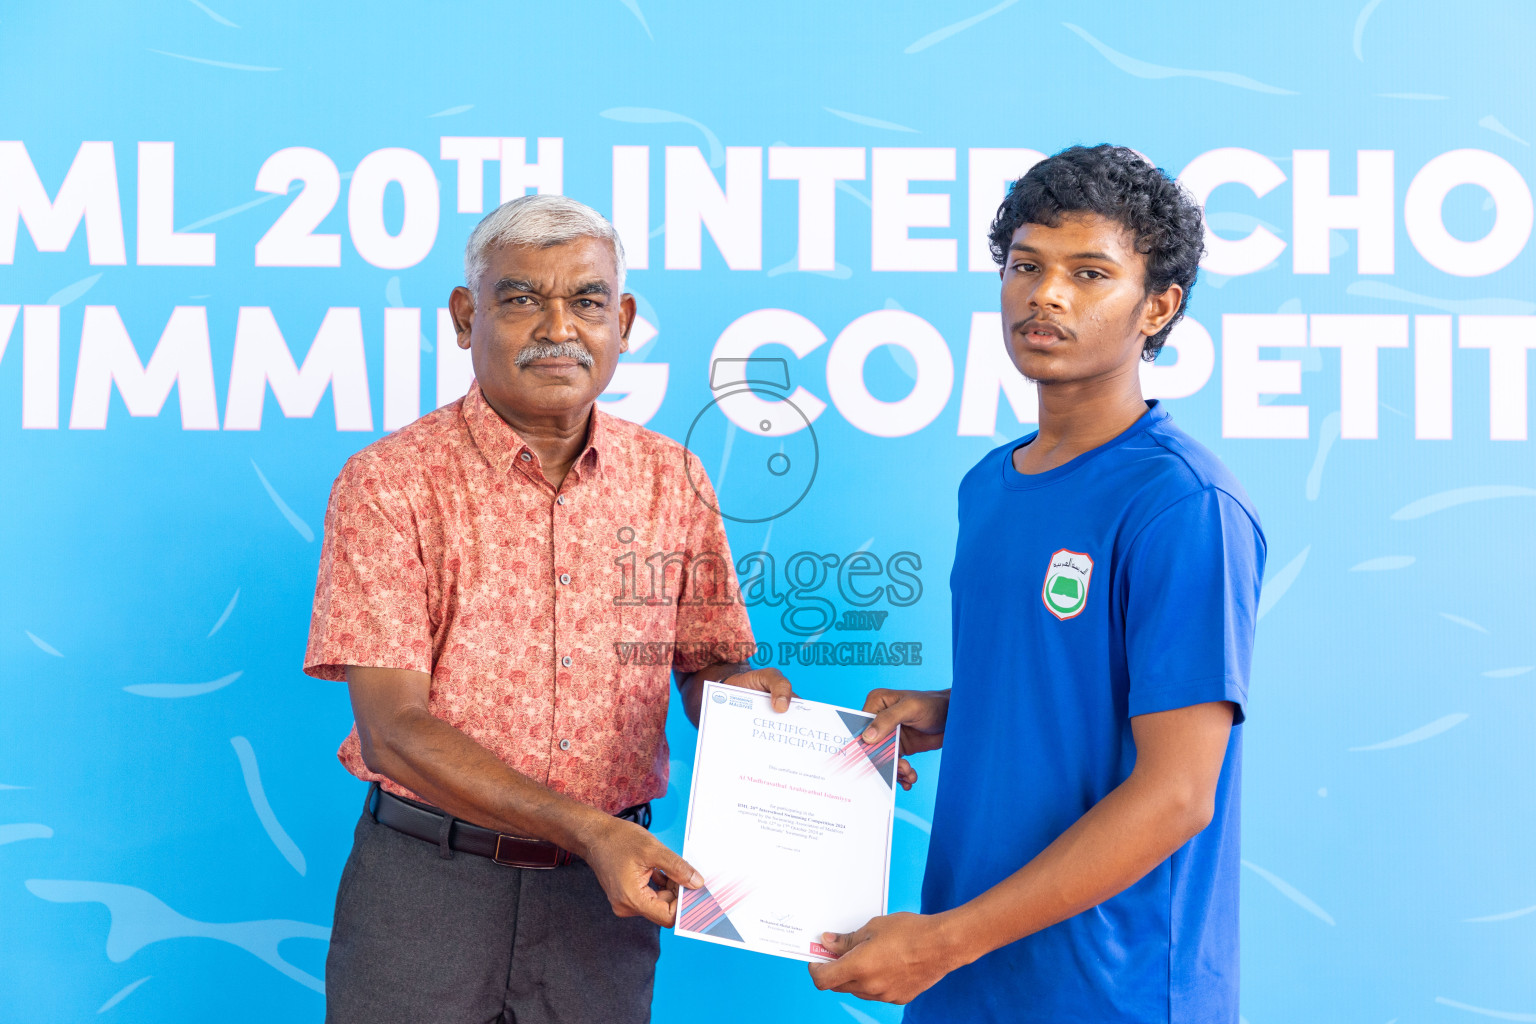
678, 875, 752, 934
825, 731, 898, 783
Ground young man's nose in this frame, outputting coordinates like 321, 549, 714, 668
1029, 271, 1071, 312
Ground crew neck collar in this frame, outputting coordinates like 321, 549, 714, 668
1000, 400, 1167, 490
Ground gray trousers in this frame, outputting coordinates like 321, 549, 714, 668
324, 804, 660, 1024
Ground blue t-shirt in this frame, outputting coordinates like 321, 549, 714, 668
906, 402, 1265, 1024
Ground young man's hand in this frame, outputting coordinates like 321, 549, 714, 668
859, 688, 950, 789
807, 911, 968, 1004
578, 816, 703, 927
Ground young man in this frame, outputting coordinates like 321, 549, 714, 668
808, 145, 1266, 1022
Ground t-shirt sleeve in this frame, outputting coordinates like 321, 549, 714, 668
670, 453, 756, 674
1123, 487, 1265, 723
303, 455, 434, 682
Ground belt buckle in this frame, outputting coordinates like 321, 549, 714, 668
493, 834, 561, 869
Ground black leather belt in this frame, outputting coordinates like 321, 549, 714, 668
368, 783, 651, 869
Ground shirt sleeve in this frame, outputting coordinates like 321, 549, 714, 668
670, 452, 757, 674
1123, 487, 1265, 723
303, 455, 434, 682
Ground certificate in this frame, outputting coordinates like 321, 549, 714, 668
676, 680, 899, 962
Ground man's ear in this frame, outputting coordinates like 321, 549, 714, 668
449, 285, 475, 350
1141, 283, 1184, 338
618, 293, 637, 353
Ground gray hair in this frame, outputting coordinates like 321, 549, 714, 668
463, 194, 627, 292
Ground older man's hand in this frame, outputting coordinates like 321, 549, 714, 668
723, 666, 797, 712
579, 817, 703, 927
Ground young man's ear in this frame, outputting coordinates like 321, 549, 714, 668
1141, 284, 1184, 338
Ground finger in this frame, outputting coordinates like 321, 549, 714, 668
808, 959, 850, 991
650, 867, 682, 899
727, 668, 769, 697
860, 688, 897, 715
897, 758, 917, 788
631, 884, 679, 927
900, 731, 943, 757
730, 667, 796, 712
861, 701, 911, 744
822, 922, 874, 954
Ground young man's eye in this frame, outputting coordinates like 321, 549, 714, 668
1013, 262, 1037, 274
1079, 269, 1105, 280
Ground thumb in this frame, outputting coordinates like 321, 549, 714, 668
655, 845, 704, 889
819, 929, 858, 957
861, 704, 907, 745
766, 670, 794, 713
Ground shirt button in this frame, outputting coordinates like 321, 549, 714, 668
559, 738, 572, 752
556, 495, 566, 505
559, 573, 571, 585
561, 655, 573, 667
520, 452, 532, 462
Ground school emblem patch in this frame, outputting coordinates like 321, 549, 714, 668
1042, 549, 1094, 620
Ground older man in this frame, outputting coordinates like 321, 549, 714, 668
305, 194, 789, 1024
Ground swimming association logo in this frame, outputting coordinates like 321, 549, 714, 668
1042, 549, 1093, 620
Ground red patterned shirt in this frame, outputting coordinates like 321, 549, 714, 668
304, 381, 755, 815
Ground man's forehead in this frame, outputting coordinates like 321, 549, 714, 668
1010, 213, 1138, 256
481, 237, 618, 289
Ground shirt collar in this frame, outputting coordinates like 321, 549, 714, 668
462, 380, 607, 483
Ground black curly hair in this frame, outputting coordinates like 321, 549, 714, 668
988, 144, 1206, 360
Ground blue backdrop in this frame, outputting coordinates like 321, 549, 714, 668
3, 2, 1534, 1021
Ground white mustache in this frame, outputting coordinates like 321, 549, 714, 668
515, 342, 594, 369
